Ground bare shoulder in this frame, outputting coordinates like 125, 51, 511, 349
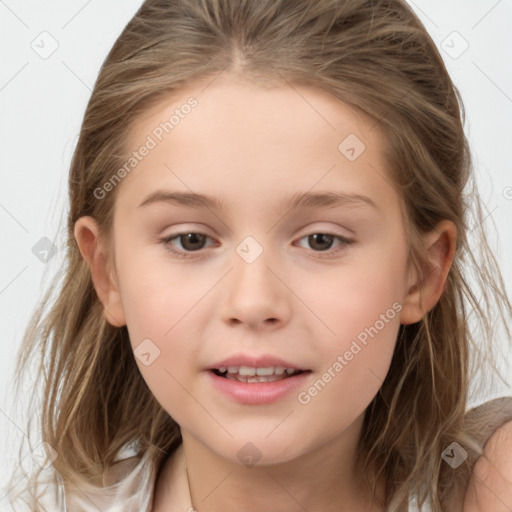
463, 418, 512, 511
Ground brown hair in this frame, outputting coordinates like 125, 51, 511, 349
7, 0, 512, 510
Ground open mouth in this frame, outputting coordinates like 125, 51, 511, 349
211, 367, 309, 383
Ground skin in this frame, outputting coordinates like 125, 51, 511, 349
464, 420, 512, 511
75, 73, 456, 512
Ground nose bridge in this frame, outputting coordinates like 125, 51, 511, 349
221, 234, 290, 327
231, 234, 275, 296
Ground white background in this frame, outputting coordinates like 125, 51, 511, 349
1, 0, 511, 501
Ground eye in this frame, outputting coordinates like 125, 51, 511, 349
161, 232, 215, 258
160, 231, 354, 259
295, 232, 354, 257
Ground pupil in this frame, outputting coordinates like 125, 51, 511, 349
309, 233, 333, 251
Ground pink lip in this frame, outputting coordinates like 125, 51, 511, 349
207, 353, 309, 371
206, 370, 311, 405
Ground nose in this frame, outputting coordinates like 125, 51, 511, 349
220, 243, 291, 330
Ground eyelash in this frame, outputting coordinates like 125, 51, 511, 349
159, 231, 354, 259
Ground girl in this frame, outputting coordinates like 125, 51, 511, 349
6, 0, 512, 511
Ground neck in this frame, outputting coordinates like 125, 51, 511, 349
174, 414, 385, 512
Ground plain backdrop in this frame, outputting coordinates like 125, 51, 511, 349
1, 0, 511, 502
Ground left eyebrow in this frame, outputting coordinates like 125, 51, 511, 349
282, 191, 377, 212
137, 190, 377, 212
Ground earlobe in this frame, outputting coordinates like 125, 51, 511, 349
400, 220, 457, 325
73, 216, 126, 327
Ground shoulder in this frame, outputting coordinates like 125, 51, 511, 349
65, 448, 159, 512
463, 398, 512, 512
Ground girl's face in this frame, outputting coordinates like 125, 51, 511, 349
102, 75, 418, 465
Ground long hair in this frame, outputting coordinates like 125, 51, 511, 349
7, 1, 512, 510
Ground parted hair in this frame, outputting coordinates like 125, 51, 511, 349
8, 1, 512, 511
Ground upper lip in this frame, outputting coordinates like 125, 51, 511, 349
207, 354, 309, 371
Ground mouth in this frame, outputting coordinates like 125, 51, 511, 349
207, 360, 312, 404
210, 366, 310, 383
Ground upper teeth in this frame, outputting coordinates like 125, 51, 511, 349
218, 366, 297, 376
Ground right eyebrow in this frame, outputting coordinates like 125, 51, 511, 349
138, 191, 225, 211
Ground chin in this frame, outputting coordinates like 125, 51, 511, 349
209, 433, 311, 468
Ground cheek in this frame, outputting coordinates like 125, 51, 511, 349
115, 237, 203, 343
114, 248, 205, 397
300, 243, 406, 344
297, 297, 401, 428
120, 273, 206, 425
294, 248, 405, 406
120, 274, 205, 373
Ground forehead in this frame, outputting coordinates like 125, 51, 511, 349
127, 74, 379, 152
117, 74, 396, 213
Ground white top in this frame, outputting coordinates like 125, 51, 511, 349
6, 442, 431, 511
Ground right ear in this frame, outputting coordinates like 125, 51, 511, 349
73, 216, 126, 327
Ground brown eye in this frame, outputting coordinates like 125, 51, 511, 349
161, 232, 214, 257
176, 233, 208, 251
306, 233, 335, 251
295, 232, 353, 256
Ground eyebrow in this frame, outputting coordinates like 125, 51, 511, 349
138, 190, 377, 213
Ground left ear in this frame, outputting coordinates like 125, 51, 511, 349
400, 220, 457, 325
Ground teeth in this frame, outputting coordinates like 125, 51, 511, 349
256, 367, 274, 376
238, 366, 256, 376
215, 366, 301, 378
225, 373, 290, 383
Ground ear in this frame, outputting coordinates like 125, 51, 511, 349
400, 220, 457, 325
73, 216, 126, 327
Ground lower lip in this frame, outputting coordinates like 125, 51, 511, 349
206, 370, 311, 405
